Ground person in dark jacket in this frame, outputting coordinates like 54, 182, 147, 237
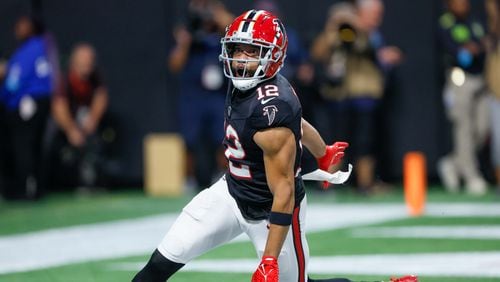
0, 15, 54, 200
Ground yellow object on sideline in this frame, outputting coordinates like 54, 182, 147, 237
144, 134, 185, 197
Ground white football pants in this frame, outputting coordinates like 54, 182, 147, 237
157, 175, 309, 282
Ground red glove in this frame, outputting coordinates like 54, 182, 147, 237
390, 275, 419, 282
317, 141, 349, 189
251, 256, 279, 282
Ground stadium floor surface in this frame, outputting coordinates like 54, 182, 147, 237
1, 186, 499, 281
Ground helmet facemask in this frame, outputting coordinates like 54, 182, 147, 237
220, 34, 284, 91
219, 10, 288, 91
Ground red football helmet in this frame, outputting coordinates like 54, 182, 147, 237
219, 9, 288, 91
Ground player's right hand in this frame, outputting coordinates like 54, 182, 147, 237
317, 141, 349, 189
251, 256, 279, 282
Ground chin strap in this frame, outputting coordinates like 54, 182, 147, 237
232, 78, 260, 91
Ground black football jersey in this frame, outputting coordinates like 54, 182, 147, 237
223, 74, 305, 220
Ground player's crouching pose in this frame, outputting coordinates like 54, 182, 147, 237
133, 9, 417, 282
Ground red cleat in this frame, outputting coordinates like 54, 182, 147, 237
390, 275, 418, 282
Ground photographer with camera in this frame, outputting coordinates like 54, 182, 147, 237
311, 0, 402, 195
168, 0, 233, 190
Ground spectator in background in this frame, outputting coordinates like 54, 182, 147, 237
168, 0, 233, 190
0, 55, 6, 196
485, 0, 500, 194
311, 0, 402, 195
437, 0, 490, 195
0, 83, 5, 198
51, 43, 109, 193
0, 15, 53, 200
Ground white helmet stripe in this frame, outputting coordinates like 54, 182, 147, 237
237, 10, 254, 32
246, 10, 265, 33
239, 10, 265, 33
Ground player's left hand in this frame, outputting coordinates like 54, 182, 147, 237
317, 141, 349, 189
251, 256, 279, 282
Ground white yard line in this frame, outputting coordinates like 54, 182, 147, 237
426, 203, 500, 217
0, 214, 177, 274
103, 252, 497, 278
307, 252, 500, 277
0, 203, 499, 275
352, 225, 500, 239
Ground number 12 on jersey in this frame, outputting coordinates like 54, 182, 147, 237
256, 84, 279, 100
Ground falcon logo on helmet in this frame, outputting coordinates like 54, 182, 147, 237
219, 9, 288, 91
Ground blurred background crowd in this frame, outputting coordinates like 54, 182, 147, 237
0, 0, 498, 201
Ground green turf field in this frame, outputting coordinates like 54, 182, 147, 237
1, 185, 499, 282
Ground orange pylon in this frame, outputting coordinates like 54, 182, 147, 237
403, 152, 427, 216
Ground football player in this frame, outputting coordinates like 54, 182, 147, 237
133, 9, 417, 282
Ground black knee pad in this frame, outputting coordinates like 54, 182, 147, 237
132, 249, 184, 282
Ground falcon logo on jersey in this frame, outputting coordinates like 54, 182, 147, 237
263, 105, 278, 126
